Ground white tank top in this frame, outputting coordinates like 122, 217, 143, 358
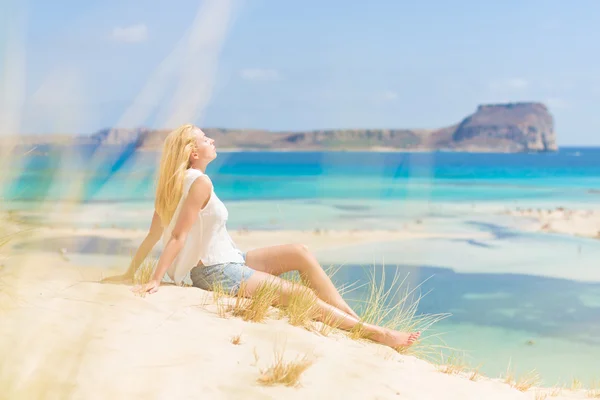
162, 168, 244, 284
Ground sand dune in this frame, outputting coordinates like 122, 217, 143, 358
0, 256, 590, 399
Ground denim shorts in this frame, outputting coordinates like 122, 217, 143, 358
190, 253, 255, 295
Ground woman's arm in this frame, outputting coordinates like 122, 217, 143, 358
136, 176, 212, 294
126, 211, 164, 276
101, 211, 164, 283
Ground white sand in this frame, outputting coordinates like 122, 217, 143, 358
506, 208, 600, 239
6, 224, 493, 255
0, 257, 591, 399
7, 221, 600, 284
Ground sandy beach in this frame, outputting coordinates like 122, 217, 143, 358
3, 0, 600, 397
0, 257, 593, 400
5, 223, 494, 253
5, 211, 600, 282
506, 207, 600, 239
2, 208, 600, 394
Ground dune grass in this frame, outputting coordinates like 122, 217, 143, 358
513, 370, 541, 392
133, 258, 157, 286
433, 350, 486, 383
257, 346, 314, 387
502, 360, 540, 392
230, 334, 242, 345
279, 285, 319, 327
469, 367, 481, 382
437, 352, 468, 376
252, 347, 260, 366
201, 262, 448, 360
278, 263, 356, 335
347, 265, 450, 356
549, 386, 563, 397
230, 281, 279, 323
588, 380, 600, 398
535, 391, 548, 400
131, 257, 158, 298
313, 307, 342, 337
212, 282, 231, 318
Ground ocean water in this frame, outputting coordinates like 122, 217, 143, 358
2, 145, 600, 384
3, 145, 600, 204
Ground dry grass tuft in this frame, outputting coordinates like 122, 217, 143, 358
503, 361, 540, 392
535, 391, 548, 400
280, 263, 359, 335
469, 366, 482, 382
588, 380, 600, 398
231, 281, 279, 323
437, 352, 468, 376
252, 347, 260, 366
280, 286, 319, 328
314, 308, 342, 337
572, 378, 583, 390
503, 359, 515, 385
230, 334, 242, 345
131, 258, 158, 298
513, 370, 541, 392
257, 348, 314, 387
549, 386, 562, 397
133, 258, 156, 286
212, 282, 231, 318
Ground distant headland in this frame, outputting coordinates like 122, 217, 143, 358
5, 102, 557, 153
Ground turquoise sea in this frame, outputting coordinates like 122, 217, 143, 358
2, 145, 600, 385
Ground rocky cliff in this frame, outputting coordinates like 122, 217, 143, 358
444, 102, 557, 152
8, 102, 558, 152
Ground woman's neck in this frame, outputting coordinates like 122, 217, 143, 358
189, 163, 207, 173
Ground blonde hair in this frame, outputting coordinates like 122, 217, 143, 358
155, 124, 198, 226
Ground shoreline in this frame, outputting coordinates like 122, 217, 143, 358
4, 224, 494, 255
6, 221, 600, 283
505, 207, 600, 239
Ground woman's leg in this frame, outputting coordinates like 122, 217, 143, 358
245, 244, 359, 319
241, 270, 420, 349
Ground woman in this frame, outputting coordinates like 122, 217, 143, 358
104, 124, 420, 349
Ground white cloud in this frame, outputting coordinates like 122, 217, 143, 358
112, 24, 148, 43
381, 90, 398, 101
240, 68, 280, 81
489, 78, 529, 91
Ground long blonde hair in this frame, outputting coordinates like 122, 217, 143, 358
155, 124, 198, 226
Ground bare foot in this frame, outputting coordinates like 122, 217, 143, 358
375, 329, 421, 349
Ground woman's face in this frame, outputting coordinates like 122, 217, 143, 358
191, 128, 216, 164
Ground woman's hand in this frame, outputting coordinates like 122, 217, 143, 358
133, 279, 161, 295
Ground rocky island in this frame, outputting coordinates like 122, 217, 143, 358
4, 102, 558, 153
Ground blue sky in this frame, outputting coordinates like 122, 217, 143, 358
2, 0, 600, 145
